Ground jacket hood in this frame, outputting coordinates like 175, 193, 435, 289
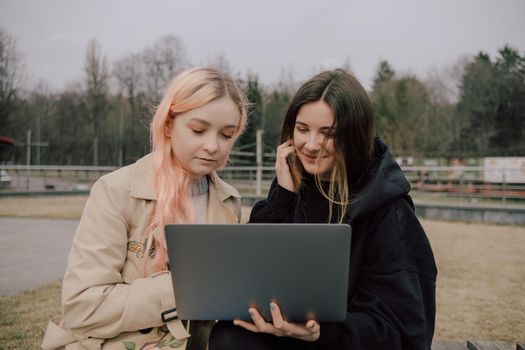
346, 138, 410, 221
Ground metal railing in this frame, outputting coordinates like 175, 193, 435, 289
1, 164, 524, 203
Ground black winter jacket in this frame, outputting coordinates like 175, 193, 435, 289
249, 139, 437, 350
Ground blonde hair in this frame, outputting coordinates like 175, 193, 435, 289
146, 67, 247, 272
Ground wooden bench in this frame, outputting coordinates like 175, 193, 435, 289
467, 341, 514, 350
432, 341, 523, 350
432, 340, 468, 349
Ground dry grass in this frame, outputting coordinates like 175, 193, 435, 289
0, 196, 524, 348
425, 219, 525, 342
0, 195, 88, 219
0, 195, 253, 222
0, 281, 61, 349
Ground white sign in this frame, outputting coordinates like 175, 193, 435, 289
483, 157, 525, 183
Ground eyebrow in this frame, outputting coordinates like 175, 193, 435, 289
189, 118, 237, 130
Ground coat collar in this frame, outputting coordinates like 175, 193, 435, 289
130, 153, 156, 200
130, 153, 240, 202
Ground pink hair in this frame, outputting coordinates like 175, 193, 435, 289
145, 67, 247, 272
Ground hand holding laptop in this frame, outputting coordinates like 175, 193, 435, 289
234, 302, 320, 342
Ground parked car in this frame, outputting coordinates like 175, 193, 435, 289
0, 170, 12, 188
71, 183, 90, 191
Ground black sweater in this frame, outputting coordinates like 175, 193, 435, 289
249, 139, 437, 350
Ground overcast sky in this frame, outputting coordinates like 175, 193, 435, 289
1, 0, 524, 91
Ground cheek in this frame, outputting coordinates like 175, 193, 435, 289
325, 140, 335, 155
292, 132, 304, 148
219, 139, 235, 156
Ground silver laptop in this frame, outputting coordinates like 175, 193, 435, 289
165, 224, 351, 322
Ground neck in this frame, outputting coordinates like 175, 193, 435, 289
191, 176, 209, 196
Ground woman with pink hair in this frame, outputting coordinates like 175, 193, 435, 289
42, 67, 248, 350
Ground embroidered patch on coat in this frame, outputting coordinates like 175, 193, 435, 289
127, 239, 158, 259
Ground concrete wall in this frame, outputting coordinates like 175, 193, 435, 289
242, 196, 525, 226
415, 201, 525, 225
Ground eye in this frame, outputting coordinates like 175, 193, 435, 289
191, 129, 205, 135
295, 126, 308, 133
323, 130, 335, 138
221, 133, 234, 139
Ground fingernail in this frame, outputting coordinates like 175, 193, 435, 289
233, 320, 239, 325
270, 303, 276, 310
249, 309, 255, 316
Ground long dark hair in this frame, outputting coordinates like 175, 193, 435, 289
281, 69, 375, 221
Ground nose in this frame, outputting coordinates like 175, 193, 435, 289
304, 133, 323, 153
203, 134, 219, 154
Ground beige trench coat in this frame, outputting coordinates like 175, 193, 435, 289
41, 153, 241, 350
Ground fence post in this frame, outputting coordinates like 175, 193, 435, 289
459, 172, 464, 201
26, 129, 31, 191
256, 129, 263, 197
502, 170, 507, 204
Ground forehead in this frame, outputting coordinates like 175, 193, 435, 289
175, 96, 241, 128
296, 100, 334, 127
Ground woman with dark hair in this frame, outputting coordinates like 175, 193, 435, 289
209, 69, 437, 350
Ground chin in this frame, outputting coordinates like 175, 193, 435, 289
302, 161, 333, 176
189, 167, 213, 177
303, 165, 325, 176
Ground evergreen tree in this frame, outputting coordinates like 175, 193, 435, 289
456, 46, 525, 156
237, 73, 263, 154
263, 90, 290, 156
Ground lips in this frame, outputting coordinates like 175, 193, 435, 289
304, 155, 317, 161
196, 157, 216, 162
301, 152, 328, 160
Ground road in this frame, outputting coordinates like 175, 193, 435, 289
0, 217, 78, 296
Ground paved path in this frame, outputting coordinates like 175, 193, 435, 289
0, 217, 78, 296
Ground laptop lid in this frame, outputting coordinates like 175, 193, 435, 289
165, 223, 351, 322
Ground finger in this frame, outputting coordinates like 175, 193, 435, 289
248, 308, 270, 332
306, 320, 319, 334
233, 319, 260, 333
275, 148, 295, 169
269, 302, 286, 330
294, 324, 320, 342
270, 306, 312, 338
276, 145, 295, 159
305, 319, 316, 329
277, 140, 293, 150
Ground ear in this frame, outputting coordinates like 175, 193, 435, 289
164, 119, 172, 138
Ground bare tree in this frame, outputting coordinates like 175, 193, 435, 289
113, 52, 148, 164
84, 39, 109, 165
425, 57, 468, 105
114, 53, 143, 98
277, 65, 297, 94
141, 35, 190, 102
206, 52, 232, 74
0, 27, 25, 135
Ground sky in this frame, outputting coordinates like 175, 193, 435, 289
1, 0, 524, 92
